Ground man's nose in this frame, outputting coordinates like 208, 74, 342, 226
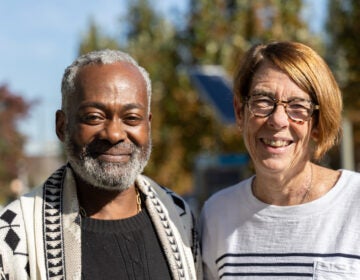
100, 119, 126, 144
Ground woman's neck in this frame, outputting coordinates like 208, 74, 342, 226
252, 163, 341, 206
252, 162, 313, 206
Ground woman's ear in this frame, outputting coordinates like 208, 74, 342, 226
234, 96, 244, 130
311, 126, 319, 142
55, 110, 66, 142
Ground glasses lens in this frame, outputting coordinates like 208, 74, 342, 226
248, 95, 274, 117
287, 99, 313, 121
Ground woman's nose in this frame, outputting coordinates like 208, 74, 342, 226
267, 103, 290, 129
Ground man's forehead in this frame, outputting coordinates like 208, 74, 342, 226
69, 63, 147, 109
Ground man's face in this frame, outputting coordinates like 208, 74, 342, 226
57, 62, 152, 191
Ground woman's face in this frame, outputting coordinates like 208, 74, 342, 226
235, 61, 318, 176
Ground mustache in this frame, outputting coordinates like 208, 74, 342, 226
81, 141, 138, 158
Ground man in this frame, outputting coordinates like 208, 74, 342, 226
0, 50, 201, 279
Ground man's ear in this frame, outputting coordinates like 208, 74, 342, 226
56, 110, 66, 142
234, 96, 244, 130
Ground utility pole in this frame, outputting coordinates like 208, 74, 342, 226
341, 116, 355, 170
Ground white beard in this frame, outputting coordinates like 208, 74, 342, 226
64, 135, 151, 192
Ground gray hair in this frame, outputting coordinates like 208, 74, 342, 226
61, 49, 152, 113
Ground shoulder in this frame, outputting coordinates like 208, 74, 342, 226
1, 185, 43, 216
137, 176, 202, 278
0, 185, 42, 241
336, 169, 360, 193
0, 184, 44, 243
331, 169, 360, 192
203, 177, 253, 211
137, 175, 193, 220
339, 169, 360, 181
0, 198, 22, 223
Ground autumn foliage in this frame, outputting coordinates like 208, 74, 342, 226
0, 85, 32, 200
77, 0, 320, 194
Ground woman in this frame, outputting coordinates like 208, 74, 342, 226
200, 41, 360, 279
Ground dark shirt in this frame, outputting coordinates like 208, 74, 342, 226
81, 207, 172, 280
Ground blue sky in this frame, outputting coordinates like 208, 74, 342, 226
0, 0, 187, 156
0, 0, 325, 156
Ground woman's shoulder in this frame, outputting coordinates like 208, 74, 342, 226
203, 176, 253, 208
337, 169, 360, 187
315, 167, 360, 202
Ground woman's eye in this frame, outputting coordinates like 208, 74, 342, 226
253, 99, 273, 107
289, 101, 311, 111
290, 104, 307, 110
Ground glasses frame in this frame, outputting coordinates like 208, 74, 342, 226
245, 93, 320, 123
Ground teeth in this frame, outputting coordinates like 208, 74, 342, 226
263, 139, 290, 147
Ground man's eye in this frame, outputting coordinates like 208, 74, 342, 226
82, 114, 103, 123
124, 115, 143, 125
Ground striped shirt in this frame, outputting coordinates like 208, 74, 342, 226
200, 170, 360, 279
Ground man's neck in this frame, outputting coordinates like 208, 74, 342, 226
75, 177, 139, 220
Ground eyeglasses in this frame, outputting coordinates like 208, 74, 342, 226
245, 93, 320, 123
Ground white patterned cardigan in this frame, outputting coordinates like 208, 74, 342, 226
0, 165, 201, 279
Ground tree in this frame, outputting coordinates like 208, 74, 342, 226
0, 85, 32, 202
185, 0, 321, 72
77, 0, 320, 194
78, 19, 120, 54
326, 0, 360, 167
123, 0, 226, 193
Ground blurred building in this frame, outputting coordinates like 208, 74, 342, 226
22, 140, 64, 188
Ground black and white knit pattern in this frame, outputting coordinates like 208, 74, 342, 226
0, 166, 200, 279
0, 208, 29, 278
42, 166, 67, 279
146, 185, 187, 279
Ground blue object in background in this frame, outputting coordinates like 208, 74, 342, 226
189, 65, 236, 125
